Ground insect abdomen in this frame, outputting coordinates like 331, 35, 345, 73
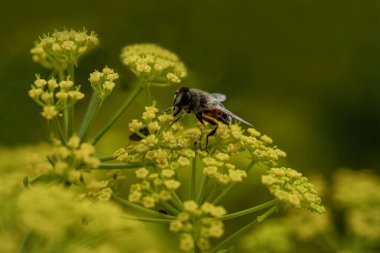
204, 109, 232, 125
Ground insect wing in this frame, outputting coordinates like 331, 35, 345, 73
214, 105, 252, 126
210, 93, 227, 102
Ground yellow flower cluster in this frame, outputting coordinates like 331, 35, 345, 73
116, 106, 198, 166
170, 201, 226, 252
18, 185, 135, 240
34, 136, 100, 184
84, 180, 113, 202
28, 75, 84, 120
262, 167, 325, 214
202, 153, 247, 184
114, 104, 303, 211
215, 124, 287, 163
114, 106, 202, 209
89, 67, 119, 100
128, 166, 181, 208
31, 29, 99, 70
120, 44, 187, 86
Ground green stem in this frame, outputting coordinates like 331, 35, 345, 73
206, 183, 220, 202
123, 215, 174, 224
99, 155, 116, 162
195, 155, 209, 203
212, 160, 256, 204
256, 204, 278, 222
161, 201, 181, 215
197, 176, 209, 203
190, 156, 197, 200
54, 116, 65, 144
169, 191, 184, 211
113, 195, 176, 219
209, 205, 279, 253
67, 64, 75, 138
92, 84, 143, 144
79, 91, 102, 140
68, 104, 75, 138
212, 184, 233, 205
220, 200, 278, 221
98, 163, 145, 169
68, 63, 75, 81
64, 109, 69, 140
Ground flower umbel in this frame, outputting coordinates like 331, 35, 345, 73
31, 29, 99, 71
29, 75, 84, 120
89, 67, 119, 100
120, 43, 187, 86
30, 135, 100, 184
262, 167, 325, 213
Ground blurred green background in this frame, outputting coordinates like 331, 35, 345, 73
1, 0, 380, 174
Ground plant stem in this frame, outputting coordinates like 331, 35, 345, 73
68, 103, 75, 137
169, 191, 184, 211
64, 109, 69, 140
256, 204, 278, 222
99, 155, 116, 162
92, 84, 143, 144
206, 183, 220, 202
54, 117, 65, 144
212, 184, 233, 205
98, 163, 145, 169
220, 200, 278, 221
190, 156, 197, 200
78, 91, 102, 140
67, 64, 75, 138
113, 195, 176, 219
197, 176, 209, 203
209, 205, 279, 253
161, 201, 181, 215
123, 215, 174, 224
195, 155, 209, 203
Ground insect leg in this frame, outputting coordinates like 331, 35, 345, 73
204, 118, 218, 153
195, 113, 205, 149
163, 106, 173, 113
170, 112, 186, 126
173, 106, 182, 117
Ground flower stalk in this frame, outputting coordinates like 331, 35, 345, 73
78, 91, 102, 140
92, 84, 143, 144
113, 195, 176, 219
220, 199, 278, 221
123, 215, 174, 224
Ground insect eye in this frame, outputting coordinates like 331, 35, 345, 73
183, 92, 192, 105
173, 93, 182, 106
